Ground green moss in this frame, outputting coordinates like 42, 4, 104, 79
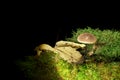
16, 51, 62, 80
16, 27, 120, 80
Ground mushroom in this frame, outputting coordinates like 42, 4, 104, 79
77, 33, 97, 56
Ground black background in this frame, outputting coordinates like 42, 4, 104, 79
9, 15, 120, 59
3, 3, 120, 80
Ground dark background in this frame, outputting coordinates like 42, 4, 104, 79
9, 15, 120, 59
3, 4, 120, 80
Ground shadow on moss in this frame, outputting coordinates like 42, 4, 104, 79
16, 51, 63, 80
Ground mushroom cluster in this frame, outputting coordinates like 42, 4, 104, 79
34, 33, 97, 64
77, 33, 97, 56
34, 41, 86, 64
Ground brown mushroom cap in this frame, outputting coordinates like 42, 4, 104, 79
77, 33, 97, 44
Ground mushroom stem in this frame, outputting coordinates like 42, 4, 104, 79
87, 44, 97, 56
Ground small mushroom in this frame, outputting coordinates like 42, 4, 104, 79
77, 33, 97, 56
77, 33, 97, 44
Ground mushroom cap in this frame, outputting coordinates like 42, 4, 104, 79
77, 33, 97, 44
